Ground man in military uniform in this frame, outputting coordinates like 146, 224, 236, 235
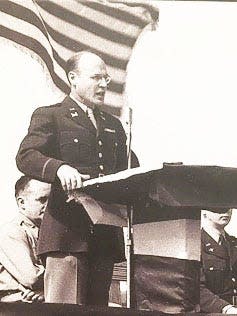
201, 208, 237, 314
16, 51, 137, 305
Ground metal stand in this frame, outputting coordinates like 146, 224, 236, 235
126, 204, 133, 308
125, 107, 133, 308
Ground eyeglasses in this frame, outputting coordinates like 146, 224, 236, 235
90, 74, 111, 85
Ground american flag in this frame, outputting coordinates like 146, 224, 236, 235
0, 0, 159, 115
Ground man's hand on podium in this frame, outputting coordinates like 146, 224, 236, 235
57, 165, 90, 191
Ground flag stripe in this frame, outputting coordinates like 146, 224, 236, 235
38, 4, 133, 61
0, 7, 68, 87
82, 1, 149, 28
0, 1, 69, 82
36, 1, 138, 47
42, 21, 129, 70
0, 24, 69, 93
1, 1, 49, 40
121, 1, 159, 22
66, 0, 144, 35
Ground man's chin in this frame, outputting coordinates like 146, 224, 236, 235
94, 95, 105, 103
86, 99, 104, 109
219, 218, 230, 226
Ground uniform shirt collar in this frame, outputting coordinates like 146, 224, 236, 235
69, 93, 88, 113
203, 224, 225, 243
17, 212, 38, 229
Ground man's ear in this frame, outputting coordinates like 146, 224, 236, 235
68, 71, 78, 86
16, 197, 25, 210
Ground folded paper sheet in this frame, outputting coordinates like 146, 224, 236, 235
68, 192, 127, 226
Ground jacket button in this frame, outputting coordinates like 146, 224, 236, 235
74, 138, 79, 143
232, 278, 236, 282
98, 152, 102, 158
90, 225, 94, 234
209, 267, 214, 270
99, 165, 104, 171
98, 140, 102, 146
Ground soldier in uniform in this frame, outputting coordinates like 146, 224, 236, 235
16, 51, 138, 305
201, 208, 237, 314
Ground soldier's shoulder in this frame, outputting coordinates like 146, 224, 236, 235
32, 100, 64, 117
226, 233, 237, 246
33, 102, 62, 113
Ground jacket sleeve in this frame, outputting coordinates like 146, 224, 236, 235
0, 227, 44, 290
200, 264, 229, 313
16, 107, 65, 183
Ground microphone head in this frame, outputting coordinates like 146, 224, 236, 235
124, 106, 132, 125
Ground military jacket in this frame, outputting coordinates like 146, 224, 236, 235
200, 229, 237, 313
16, 96, 133, 260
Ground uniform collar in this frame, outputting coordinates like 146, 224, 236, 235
69, 93, 88, 113
202, 224, 225, 244
62, 96, 96, 135
17, 213, 38, 229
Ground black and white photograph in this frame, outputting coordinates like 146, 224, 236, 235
1, 0, 237, 315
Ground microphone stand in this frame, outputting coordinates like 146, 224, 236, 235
126, 107, 133, 308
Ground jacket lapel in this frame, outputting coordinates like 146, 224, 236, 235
201, 229, 228, 259
62, 96, 96, 135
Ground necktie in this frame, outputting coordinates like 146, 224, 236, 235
86, 108, 97, 129
219, 234, 229, 256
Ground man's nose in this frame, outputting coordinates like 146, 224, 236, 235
99, 77, 108, 88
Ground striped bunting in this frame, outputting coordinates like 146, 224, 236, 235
0, 0, 159, 115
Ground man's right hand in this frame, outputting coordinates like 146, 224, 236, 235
21, 289, 44, 303
57, 165, 90, 191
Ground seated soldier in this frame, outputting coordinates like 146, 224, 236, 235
0, 176, 51, 302
201, 208, 237, 314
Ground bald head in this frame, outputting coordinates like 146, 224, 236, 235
66, 51, 110, 109
66, 51, 105, 77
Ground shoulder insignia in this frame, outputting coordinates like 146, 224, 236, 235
99, 112, 106, 120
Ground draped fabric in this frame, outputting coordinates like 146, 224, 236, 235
0, 0, 159, 115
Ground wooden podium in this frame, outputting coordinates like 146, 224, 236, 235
80, 164, 237, 313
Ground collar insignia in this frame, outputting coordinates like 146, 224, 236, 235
70, 108, 78, 117
205, 243, 214, 253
